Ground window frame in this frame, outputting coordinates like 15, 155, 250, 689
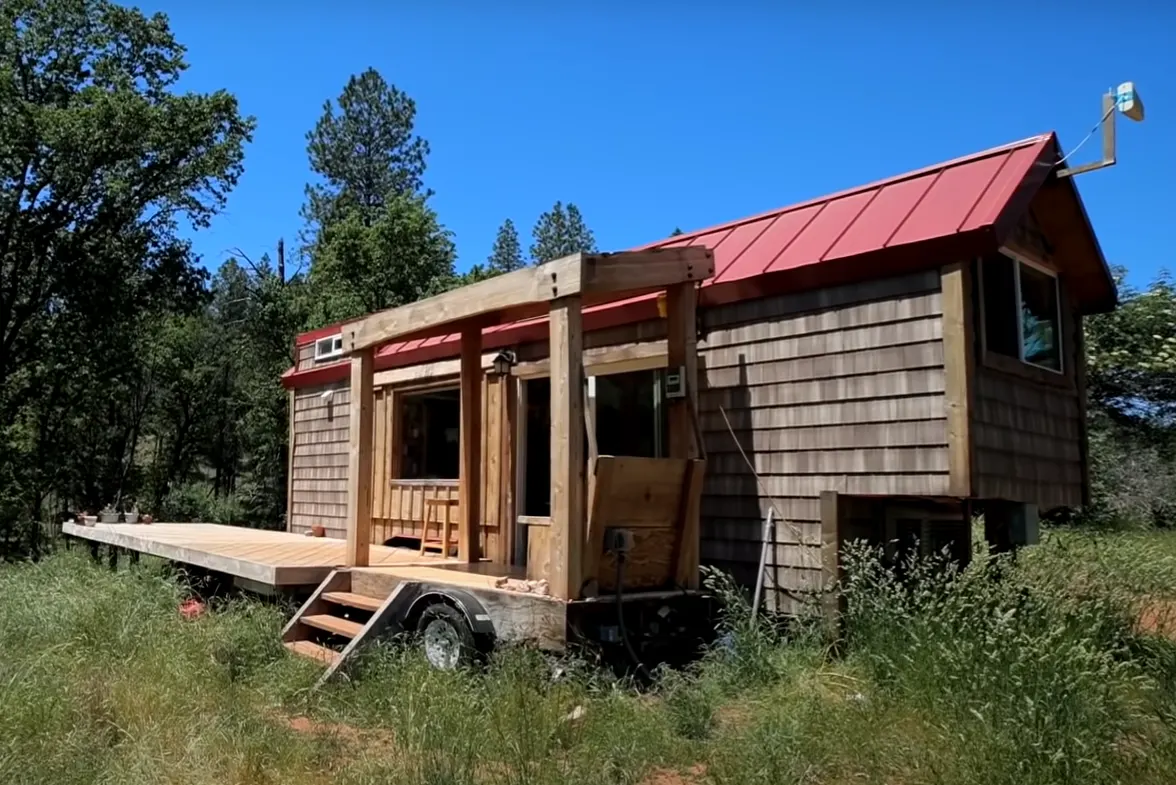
313, 334, 344, 363
979, 248, 1065, 376
394, 382, 462, 481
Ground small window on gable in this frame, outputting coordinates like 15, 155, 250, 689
979, 252, 1063, 373
314, 335, 344, 363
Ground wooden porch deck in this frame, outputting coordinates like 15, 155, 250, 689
62, 522, 453, 588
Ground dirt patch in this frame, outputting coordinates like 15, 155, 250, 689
641, 763, 707, 785
276, 712, 398, 756
1137, 598, 1176, 640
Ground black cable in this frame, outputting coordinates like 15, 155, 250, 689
615, 550, 653, 682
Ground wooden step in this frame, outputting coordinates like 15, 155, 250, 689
301, 614, 364, 639
322, 591, 383, 612
284, 640, 341, 667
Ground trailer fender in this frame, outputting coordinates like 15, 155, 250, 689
407, 587, 497, 638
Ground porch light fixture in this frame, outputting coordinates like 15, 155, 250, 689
492, 349, 517, 376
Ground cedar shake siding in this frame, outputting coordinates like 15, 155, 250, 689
289, 381, 350, 537
694, 270, 948, 607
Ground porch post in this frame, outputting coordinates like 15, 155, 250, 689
549, 296, 585, 600
458, 324, 482, 562
667, 281, 702, 589
345, 347, 374, 567
666, 281, 699, 458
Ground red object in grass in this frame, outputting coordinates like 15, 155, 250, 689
179, 599, 205, 620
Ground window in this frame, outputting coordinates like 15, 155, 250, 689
314, 335, 343, 363
979, 252, 1063, 372
399, 388, 460, 479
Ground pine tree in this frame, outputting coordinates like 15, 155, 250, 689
529, 201, 597, 264
301, 70, 454, 323
487, 219, 524, 274
302, 68, 430, 232
670, 227, 684, 236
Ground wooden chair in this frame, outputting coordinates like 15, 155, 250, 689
419, 497, 460, 557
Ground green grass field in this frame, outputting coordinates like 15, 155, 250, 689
3, 528, 1176, 785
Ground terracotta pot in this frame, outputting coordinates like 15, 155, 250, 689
311, 524, 326, 538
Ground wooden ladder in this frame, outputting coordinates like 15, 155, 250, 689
281, 570, 421, 686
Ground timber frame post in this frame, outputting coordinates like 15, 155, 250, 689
345, 347, 375, 567
666, 281, 703, 588
458, 324, 483, 562
548, 296, 585, 600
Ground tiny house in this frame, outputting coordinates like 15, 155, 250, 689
283, 133, 1115, 615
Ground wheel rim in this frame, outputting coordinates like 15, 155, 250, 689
423, 618, 462, 670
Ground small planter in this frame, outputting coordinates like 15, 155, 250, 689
123, 512, 139, 524
98, 512, 119, 524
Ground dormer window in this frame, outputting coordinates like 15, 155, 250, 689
314, 335, 344, 363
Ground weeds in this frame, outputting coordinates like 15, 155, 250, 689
3, 530, 1176, 784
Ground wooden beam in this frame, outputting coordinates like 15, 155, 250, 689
548, 296, 586, 600
285, 389, 295, 532
941, 261, 976, 497
580, 248, 713, 295
665, 282, 699, 458
513, 338, 668, 380
458, 326, 482, 563
819, 490, 843, 635
346, 348, 374, 567
344, 248, 713, 354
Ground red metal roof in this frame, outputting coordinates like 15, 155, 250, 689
639, 134, 1052, 286
285, 132, 1111, 388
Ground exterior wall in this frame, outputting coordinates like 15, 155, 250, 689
289, 380, 350, 537
287, 370, 511, 561
695, 270, 949, 611
969, 272, 1085, 510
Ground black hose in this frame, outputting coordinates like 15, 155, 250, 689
615, 551, 653, 682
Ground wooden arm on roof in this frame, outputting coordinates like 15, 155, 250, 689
342, 248, 714, 354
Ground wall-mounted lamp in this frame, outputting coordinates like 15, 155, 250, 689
492, 349, 517, 376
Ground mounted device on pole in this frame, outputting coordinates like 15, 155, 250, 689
1056, 82, 1145, 178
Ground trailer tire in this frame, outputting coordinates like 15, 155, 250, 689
417, 602, 477, 670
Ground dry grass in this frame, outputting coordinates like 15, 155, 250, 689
2, 528, 1176, 784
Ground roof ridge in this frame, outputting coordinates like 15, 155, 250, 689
645, 133, 1054, 248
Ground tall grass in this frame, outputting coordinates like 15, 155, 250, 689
3, 530, 1176, 784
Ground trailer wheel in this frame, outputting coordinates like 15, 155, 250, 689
417, 603, 477, 670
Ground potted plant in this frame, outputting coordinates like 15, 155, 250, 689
123, 503, 139, 524
98, 504, 119, 524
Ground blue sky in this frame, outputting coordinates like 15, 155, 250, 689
141, 1, 1173, 289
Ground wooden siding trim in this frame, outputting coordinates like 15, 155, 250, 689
941, 261, 975, 497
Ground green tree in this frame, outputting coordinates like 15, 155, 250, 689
529, 201, 596, 264
0, 0, 252, 527
303, 71, 453, 325
1078, 268, 1176, 527
670, 227, 685, 236
302, 68, 430, 232
487, 219, 524, 274
307, 195, 456, 324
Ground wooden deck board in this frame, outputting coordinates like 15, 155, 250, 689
62, 522, 452, 587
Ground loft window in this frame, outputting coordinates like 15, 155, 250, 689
399, 387, 460, 479
980, 252, 1063, 373
314, 335, 344, 362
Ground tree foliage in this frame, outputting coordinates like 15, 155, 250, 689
529, 201, 596, 264
0, 0, 252, 530
487, 218, 524, 274
302, 69, 453, 325
302, 67, 430, 230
